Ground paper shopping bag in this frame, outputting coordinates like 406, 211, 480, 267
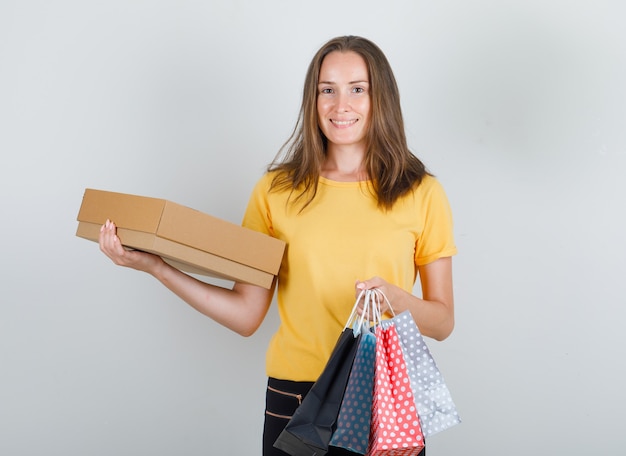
368, 324, 424, 455
273, 328, 361, 456
381, 311, 461, 437
329, 328, 376, 454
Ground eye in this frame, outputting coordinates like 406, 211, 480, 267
320, 87, 334, 94
352, 86, 366, 94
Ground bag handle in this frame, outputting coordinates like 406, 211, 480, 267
345, 288, 395, 333
372, 288, 395, 317
344, 289, 366, 331
368, 288, 395, 331
345, 289, 380, 335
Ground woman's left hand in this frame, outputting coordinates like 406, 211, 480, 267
356, 258, 455, 341
355, 277, 406, 316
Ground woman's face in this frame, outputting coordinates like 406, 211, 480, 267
317, 51, 371, 151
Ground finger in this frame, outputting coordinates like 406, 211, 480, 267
99, 221, 115, 251
100, 221, 125, 258
356, 276, 385, 292
99, 223, 113, 253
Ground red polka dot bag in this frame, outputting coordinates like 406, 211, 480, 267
368, 319, 425, 455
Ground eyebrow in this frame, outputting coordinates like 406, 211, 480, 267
318, 80, 370, 85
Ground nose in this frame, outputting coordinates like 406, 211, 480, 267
336, 91, 351, 112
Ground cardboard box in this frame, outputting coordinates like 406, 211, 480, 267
76, 188, 285, 288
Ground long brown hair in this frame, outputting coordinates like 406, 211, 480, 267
269, 35, 429, 210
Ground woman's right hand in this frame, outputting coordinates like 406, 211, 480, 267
99, 219, 165, 274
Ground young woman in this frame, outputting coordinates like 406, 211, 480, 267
99, 35, 456, 456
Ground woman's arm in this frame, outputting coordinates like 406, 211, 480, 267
356, 256, 454, 340
99, 220, 274, 337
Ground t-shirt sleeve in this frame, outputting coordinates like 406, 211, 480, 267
241, 173, 274, 236
415, 177, 457, 265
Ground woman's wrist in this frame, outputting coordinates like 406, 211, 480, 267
144, 253, 168, 278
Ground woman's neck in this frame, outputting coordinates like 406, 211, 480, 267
321, 145, 368, 182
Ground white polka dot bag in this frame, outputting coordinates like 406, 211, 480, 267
380, 310, 461, 438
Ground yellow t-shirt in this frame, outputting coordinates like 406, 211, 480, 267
242, 172, 457, 381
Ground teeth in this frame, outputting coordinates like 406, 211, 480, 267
332, 119, 356, 126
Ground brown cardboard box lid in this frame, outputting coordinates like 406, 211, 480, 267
76, 189, 285, 286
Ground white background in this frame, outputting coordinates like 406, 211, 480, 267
1, 1, 625, 455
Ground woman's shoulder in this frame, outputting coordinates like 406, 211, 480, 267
413, 173, 445, 196
252, 170, 280, 188
399, 174, 453, 210
250, 170, 294, 198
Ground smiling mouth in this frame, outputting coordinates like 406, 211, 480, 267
331, 119, 358, 127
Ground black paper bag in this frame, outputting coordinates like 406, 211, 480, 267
273, 328, 361, 456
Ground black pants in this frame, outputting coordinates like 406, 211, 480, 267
263, 377, 426, 456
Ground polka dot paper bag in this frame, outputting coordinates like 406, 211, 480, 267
380, 311, 461, 437
369, 324, 425, 455
329, 329, 376, 454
